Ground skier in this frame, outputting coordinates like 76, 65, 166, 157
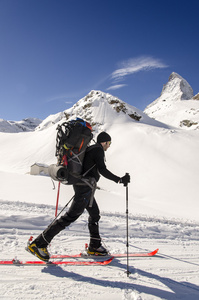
28, 131, 130, 261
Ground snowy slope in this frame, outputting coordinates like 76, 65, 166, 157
0, 90, 199, 299
144, 72, 199, 129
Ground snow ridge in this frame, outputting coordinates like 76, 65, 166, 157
36, 90, 169, 132
0, 118, 42, 133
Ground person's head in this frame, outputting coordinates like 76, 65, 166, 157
97, 132, 111, 151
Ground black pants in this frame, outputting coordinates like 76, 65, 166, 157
34, 185, 101, 248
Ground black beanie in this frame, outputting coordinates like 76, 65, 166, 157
97, 132, 111, 143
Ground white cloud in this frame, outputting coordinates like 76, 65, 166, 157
111, 56, 168, 81
106, 84, 127, 91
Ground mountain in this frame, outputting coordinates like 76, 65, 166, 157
36, 90, 170, 131
0, 91, 169, 133
0, 117, 42, 133
2, 73, 198, 133
144, 72, 199, 129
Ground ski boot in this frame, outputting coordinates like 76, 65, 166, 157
87, 244, 108, 256
26, 236, 50, 262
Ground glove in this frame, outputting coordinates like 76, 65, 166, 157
119, 173, 130, 186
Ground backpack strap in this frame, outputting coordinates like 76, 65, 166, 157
81, 177, 97, 207
80, 142, 99, 177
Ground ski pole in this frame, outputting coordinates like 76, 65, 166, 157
124, 173, 131, 277
49, 194, 75, 229
54, 157, 68, 216
55, 182, 61, 217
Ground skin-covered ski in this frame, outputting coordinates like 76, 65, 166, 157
51, 248, 159, 259
0, 256, 114, 266
114, 248, 159, 257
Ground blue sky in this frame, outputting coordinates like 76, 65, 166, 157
0, 0, 199, 121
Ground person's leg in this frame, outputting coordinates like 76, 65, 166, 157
33, 185, 92, 248
86, 198, 101, 249
86, 198, 108, 255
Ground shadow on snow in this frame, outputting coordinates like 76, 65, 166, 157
42, 258, 199, 300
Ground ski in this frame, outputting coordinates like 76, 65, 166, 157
114, 248, 159, 257
0, 256, 114, 266
51, 248, 159, 259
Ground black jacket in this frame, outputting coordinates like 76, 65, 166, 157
82, 143, 120, 183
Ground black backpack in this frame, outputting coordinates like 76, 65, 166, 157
48, 118, 93, 184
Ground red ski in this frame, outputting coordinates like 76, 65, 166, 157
0, 256, 114, 266
114, 248, 159, 257
51, 248, 159, 259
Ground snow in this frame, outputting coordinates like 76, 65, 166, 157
0, 181, 199, 299
0, 90, 199, 299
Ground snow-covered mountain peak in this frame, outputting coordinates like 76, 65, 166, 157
68, 90, 143, 125
37, 90, 169, 131
144, 72, 199, 129
161, 72, 193, 101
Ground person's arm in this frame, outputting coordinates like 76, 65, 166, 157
95, 148, 120, 183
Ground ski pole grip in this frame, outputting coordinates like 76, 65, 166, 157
124, 172, 130, 187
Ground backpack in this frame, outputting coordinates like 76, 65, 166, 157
48, 118, 93, 184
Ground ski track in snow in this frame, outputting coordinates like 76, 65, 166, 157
0, 199, 199, 300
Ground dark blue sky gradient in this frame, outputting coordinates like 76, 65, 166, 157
0, 0, 198, 120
